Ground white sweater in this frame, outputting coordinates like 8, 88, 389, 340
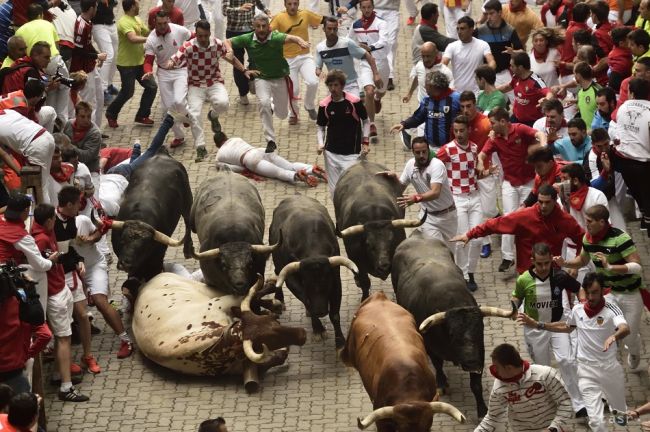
609, 99, 650, 162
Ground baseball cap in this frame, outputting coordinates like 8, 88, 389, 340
4, 192, 32, 220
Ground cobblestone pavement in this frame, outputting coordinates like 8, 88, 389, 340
41, 0, 650, 430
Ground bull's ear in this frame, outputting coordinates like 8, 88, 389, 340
231, 306, 242, 318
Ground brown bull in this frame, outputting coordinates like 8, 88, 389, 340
341, 292, 466, 432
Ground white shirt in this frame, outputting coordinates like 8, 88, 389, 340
49, 0, 77, 44
569, 187, 608, 229
608, 99, 650, 161
0, 110, 43, 153
144, 23, 192, 68
568, 301, 627, 364
529, 48, 560, 88
75, 162, 93, 191
14, 235, 53, 271
442, 37, 492, 93
99, 173, 128, 217
399, 158, 455, 212
532, 117, 568, 142
72, 215, 102, 267
348, 15, 389, 61
409, 61, 455, 102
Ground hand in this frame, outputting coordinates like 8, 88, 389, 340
373, 74, 384, 90
358, 42, 371, 52
516, 312, 536, 328
552, 256, 565, 269
547, 127, 560, 143
142, 71, 154, 81
504, 45, 514, 54
315, 68, 322, 78
165, 59, 175, 69
240, 2, 253, 11
603, 334, 617, 351
77, 261, 86, 278
488, 130, 496, 140
46, 78, 60, 91
361, 143, 370, 155
626, 410, 640, 420
48, 251, 60, 263
390, 123, 404, 134
317, 145, 324, 155
397, 194, 417, 208
450, 234, 469, 245
642, 420, 650, 431
566, 268, 578, 279
97, 52, 108, 62
225, 51, 234, 62
402, 94, 412, 103
297, 38, 310, 49
601, 151, 611, 173
593, 252, 609, 269
337, 6, 349, 14
245, 69, 260, 79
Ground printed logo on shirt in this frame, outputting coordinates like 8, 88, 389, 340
596, 316, 604, 325
443, 106, 450, 113
506, 391, 520, 403
156, 44, 164, 51
553, 286, 561, 297
524, 382, 546, 398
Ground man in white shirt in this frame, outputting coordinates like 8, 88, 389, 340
532, 99, 568, 146
559, 163, 608, 229
442, 16, 495, 93
403, 42, 454, 104
520, 272, 630, 432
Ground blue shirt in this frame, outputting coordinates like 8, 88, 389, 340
591, 110, 610, 131
315, 37, 367, 84
401, 91, 461, 148
552, 135, 592, 162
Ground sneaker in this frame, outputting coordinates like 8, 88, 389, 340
90, 322, 102, 335
117, 340, 134, 359
131, 142, 141, 158
406, 16, 416, 25
480, 244, 492, 258
170, 138, 185, 148
641, 218, 648, 231
575, 407, 588, 418
400, 129, 412, 150
104, 253, 113, 265
134, 116, 154, 126
306, 108, 317, 120
207, 110, 222, 133
466, 274, 478, 292
628, 353, 641, 370
295, 169, 319, 187
374, 97, 382, 114
498, 259, 514, 272
387, 78, 395, 91
58, 386, 89, 402
195, 146, 208, 162
50, 375, 83, 386
311, 165, 328, 182
106, 115, 119, 128
265, 140, 277, 153
288, 116, 298, 125
70, 362, 82, 375
103, 91, 113, 106
369, 124, 378, 137
82, 355, 101, 374
107, 84, 120, 95
239, 95, 249, 105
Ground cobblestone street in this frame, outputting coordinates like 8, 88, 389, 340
41, 0, 650, 430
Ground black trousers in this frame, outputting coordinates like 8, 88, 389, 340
614, 152, 650, 220
226, 29, 251, 97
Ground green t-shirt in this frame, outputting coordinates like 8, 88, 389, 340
15, 19, 60, 57
513, 269, 580, 322
582, 227, 644, 292
477, 90, 507, 114
230, 31, 289, 80
577, 82, 601, 129
116, 15, 148, 67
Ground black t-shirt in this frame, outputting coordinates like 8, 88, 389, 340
316, 97, 367, 155
54, 213, 83, 273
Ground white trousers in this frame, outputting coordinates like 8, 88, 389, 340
606, 290, 644, 358
187, 83, 229, 148
501, 179, 533, 261
36, 106, 57, 133
45, 55, 70, 123
158, 69, 198, 142
24, 132, 56, 204
92, 24, 118, 90
478, 170, 499, 246
454, 191, 482, 277
577, 361, 627, 432
442, 5, 468, 39
324, 151, 359, 196
375, 8, 399, 78
524, 327, 584, 411
608, 196, 626, 231
77, 68, 104, 128
287, 54, 319, 116
417, 208, 458, 250
344, 81, 360, 98
244, 152, 311, 183
255, 77, 290, 143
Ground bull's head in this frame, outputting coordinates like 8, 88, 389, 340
236, 275, 307, 364
110, 220, 183, 273
275, 256, 358, 318
357, 401, 466, 432
419, 303, 517, 373
338, 212, 426, 279
192, 235, 281, 295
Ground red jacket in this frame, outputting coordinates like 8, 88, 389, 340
0, 217, 28, 264
0, 296, 52, 374
593, 21, 614, 54
608, 46, 633, 75
31, 222, 66, 297
560, 21, 590, 76
0, 57, 41, 95
467, 203, 584, 274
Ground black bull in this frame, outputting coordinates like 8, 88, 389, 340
391, 237, 516, 419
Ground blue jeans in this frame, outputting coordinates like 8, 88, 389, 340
106, 64, 157, 120
1, 370, 31, 393
108, 114, 174, 180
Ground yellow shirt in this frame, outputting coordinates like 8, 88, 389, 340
15, 19, 60, 57
501, 6, 543, 46
116, 15, 148, 67
270, 9, 322, 58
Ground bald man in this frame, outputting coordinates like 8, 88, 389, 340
4, 36, 28, 66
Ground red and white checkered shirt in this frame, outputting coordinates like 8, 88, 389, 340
436, 140, 478, 195
170, 36, 228, 87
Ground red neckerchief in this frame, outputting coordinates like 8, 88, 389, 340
583, 298, 606, 318
361, 11, 376, 30
156, 25, 171, 37
50, 162, 74, 183
430, 87, 453, 101
533, 47, 549, 62
586, 222, 610, 244
569, 184, 589, 211
489, 360, 530, 383
509, 1, 527, 13
72, 120, 90, 143
419, 18, 436, 30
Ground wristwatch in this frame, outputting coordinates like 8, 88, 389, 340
537, 321, 546, 330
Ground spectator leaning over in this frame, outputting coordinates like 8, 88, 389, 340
0, 393, 42, 431
591, 87, 617, 131
628, 28, 650, 62
500, 0, 542, 46
475, 65, 507, 114
573, 62, 601, 129
92, 0, 120, 102
532, 99, 567, 146
608, 26, 633, 92
271, 0, 323, 126
105, 0, 158, 129
550, 118, 592, 163
410, 3, 455, 64
0, 41, 50, 95
609, 78, 650, 234
475, 343, 573, 432
520, 272, 630, 431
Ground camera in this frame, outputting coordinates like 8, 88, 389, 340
53, 66, 75, 88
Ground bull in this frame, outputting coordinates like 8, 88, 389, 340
189, 171, 277, 295
333, 161, 424, 300
341, 291, 466, 432
132, 273, 307, 392
110, 153, 193, 291
269, 196, 358, 348
391, 237, 516, 418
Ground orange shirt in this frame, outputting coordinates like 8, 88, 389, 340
0, 414, 20, 431
469, 112, 492, 150
607, 0, 633, 12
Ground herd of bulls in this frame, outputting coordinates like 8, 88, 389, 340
104, 151, 517, 431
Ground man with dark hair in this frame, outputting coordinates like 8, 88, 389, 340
410, 2, 455, 63
573, 62, 601, 128
199, 417, 228, 432
0, 393, 40, 431
628, 28, 650, 61
532, 99, 567, 145
590, 1, 613, 54
559, 163, 608, 229
616, 57, 650, 108
0, 78, 57, 133
540, 0, 572, 28
591, 87, 617, 130
453, 184, 584, 275
523, 146, 565, 207
148, 0, 184, 29
608, 27, 633, 92
551, 117, 592, 162
558, 2, 590, 87
498, 52, 549, 127
475, 64, 507, 113
520, 271, 630, 431
476, 343, 573, 432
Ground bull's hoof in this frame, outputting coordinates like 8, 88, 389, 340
312, 331, 328, 342
335, 336, 346, 350
244, 380, 259, 394
271, 299, 284, 314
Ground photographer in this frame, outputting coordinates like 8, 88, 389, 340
0, 42, 50, 95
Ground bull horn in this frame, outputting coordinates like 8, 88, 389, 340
429, 402, 467, 423
240, 274, 264, 313
328, 256, 359, 274
152, 230, 184, 247
110, 220, 124, 229
339, 224, 365, 237
250, 241, 280, 255
419, 311, 447, 332
357, 406, 394, 430
391, 210, 428, 229
275, 261, 301, 288
242, 339, 274, 364
480, 301, 517, 319
191, 247, 221, 260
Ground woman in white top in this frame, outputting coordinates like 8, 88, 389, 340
529, 27, 562, 88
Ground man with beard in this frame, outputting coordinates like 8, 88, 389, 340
591, 87, 616, 131
532, 99, 568, 146
559, 164, 608, 229
551, 118, 592, 163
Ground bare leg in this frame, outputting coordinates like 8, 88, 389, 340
73, 301, 92, 357
92, 294, 125, 335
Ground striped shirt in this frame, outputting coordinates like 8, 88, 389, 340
437, 140, 478, 195
222, 0, 268, 32
582, 227, 644, 292
475, 364, 573, 432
